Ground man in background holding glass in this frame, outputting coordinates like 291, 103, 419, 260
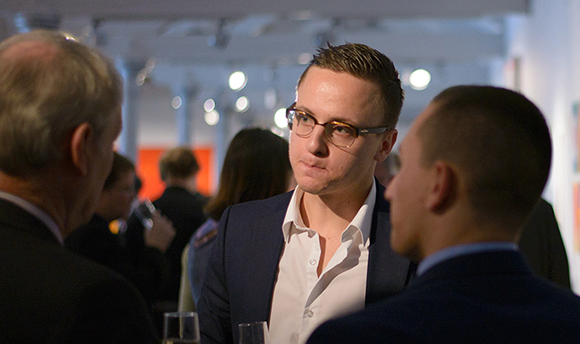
197, 43, 415, 344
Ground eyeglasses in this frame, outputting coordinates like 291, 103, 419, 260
286, 103, 390, 148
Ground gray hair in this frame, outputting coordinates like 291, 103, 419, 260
0, 30, 123, 175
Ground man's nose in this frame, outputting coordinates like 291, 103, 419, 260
306, 125, 329, 156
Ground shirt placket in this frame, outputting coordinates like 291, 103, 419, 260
300, 230, 322, 341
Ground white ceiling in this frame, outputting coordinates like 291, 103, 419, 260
0, 0, 530, 127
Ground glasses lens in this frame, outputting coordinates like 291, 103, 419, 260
293, 111, 315, 136
328, 123, 356, 147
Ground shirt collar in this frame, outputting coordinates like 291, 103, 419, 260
0, 190, 63, 245
282, 179, 377, 244
417, 241, 518, 276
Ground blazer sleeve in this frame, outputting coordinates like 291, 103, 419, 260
197, 206, 234, 344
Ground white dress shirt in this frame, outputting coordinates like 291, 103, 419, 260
0, 190, 63, 245
268, 181, 376, 344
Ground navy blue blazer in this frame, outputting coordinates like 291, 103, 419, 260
308, 250, 580, 344
197, 183, 416, 344
0, 199, 159, 344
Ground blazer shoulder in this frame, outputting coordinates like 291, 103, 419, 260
228, 191, 293, 215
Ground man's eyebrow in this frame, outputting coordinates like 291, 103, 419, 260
295, 105, 360, 126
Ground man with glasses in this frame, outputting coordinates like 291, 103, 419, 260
197, 43, 415, 344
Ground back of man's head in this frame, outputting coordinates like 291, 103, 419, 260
159, 146, 200, 182
419, 85, 551, 230
0, 30, 122, 176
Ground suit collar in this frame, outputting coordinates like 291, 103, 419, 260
0, 198, 62, 246
414, 250, 531, 286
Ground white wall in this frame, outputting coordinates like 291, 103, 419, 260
505, 0, 580, 292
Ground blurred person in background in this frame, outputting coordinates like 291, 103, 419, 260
178, 127, 293, 311
519, 198, 571, 289
125, 146, 207, 324
66, 152, 176, 309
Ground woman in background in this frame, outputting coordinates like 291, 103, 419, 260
178, 127, 293, 310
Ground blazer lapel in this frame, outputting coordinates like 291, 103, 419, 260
234, 193, 290, 322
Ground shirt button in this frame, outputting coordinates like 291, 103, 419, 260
309, 258, 317, 265
304, 309, 314, 318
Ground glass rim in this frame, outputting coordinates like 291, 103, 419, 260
164, 311, 198, 318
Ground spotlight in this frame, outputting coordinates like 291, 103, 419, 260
235, 96, 250, 112
204, 99, 216, 112
274, 108, 288, 128
204, 110, 220, 126
171, 96, 182, 109
409, 69, 431, 90
229, 71, 247, 91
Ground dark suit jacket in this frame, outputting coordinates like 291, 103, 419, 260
519, 198, 571, 288
308, 250, 580, 344
197, 184, 416, 344
0, 199, 158, 344
65, 214, 169, 305
126, 186, 208, 301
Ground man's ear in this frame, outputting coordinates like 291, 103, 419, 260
426, 160, 457, 213
374, 129, 398, 161
69, 123, 93, 176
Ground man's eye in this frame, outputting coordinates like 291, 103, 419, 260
333, 125, 355, 136
299, 114, 314, 124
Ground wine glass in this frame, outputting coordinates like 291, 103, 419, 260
238, 321, 270, 344
163, 311, 200, 344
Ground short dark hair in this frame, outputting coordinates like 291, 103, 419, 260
418, 85, 552, 229
298, 43, 404, 129
159, 146, 200, 181
205, 128, 292, 221
103, 152, 135, 191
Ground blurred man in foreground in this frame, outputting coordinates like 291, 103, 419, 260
308, 86, 580, 343
0, 30, 158, 343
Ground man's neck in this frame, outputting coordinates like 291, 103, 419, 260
0, 172, 66, 241
0, 169, 76, 233
300, 183, 373, 238
165, 176, 197, 193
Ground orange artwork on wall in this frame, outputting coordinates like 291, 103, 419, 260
575, 183, 580, 252
135, 146, 214, 201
